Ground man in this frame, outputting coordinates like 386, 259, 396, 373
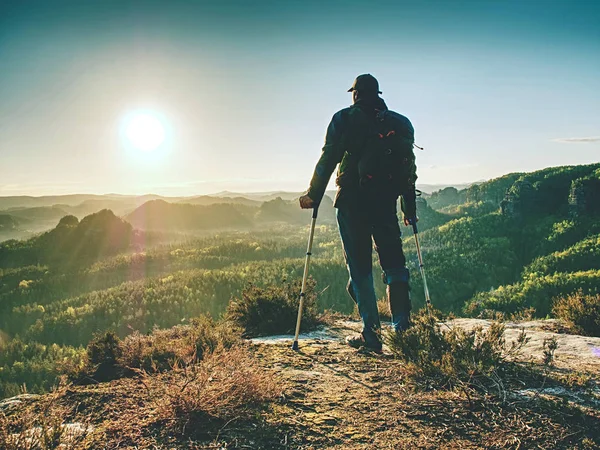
299, 74, 417, 353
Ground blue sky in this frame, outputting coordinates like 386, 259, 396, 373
0, 0, 598, 196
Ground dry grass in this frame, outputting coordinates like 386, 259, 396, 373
147, 345, 281, 434
349, 297, 391, 322
0, 383, 92, 450
377, 296, 391, 321
317, 308, 353, 326
120, 316, 241, 372
78, 316, 241, 382
469, 306, 537, 321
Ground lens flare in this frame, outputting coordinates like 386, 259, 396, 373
125, 113, 165, 151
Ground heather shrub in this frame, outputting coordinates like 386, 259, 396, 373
119, 316, 240, 372
81, 316, 241, 381
385, 309, 528, 393
553, 291, 600, 337
226, 280, 320, 337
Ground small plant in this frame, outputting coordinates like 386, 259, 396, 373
553, 291, 600, 337
226, 279, 320, 337
542, 336, 558, 366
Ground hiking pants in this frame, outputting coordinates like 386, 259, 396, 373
336, 198, 409, 344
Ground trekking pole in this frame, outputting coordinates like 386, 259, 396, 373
292, 206, 319, 351
412, 222, 433, 319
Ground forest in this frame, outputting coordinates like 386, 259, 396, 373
1, 163, 599, 398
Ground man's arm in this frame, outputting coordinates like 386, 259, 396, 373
400, 121, 418, 225
300, 111, 346, 208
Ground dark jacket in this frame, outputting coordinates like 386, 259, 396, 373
306, 96, 417, 217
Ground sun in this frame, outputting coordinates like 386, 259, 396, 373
125, 113, 165, 151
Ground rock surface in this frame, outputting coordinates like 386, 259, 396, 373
2, 318, 599, 449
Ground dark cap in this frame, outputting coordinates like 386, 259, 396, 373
347, 74, 382, 94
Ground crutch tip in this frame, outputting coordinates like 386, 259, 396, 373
291, 341, 299, 351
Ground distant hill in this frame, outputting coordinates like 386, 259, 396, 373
0, 206, 74, 240
425, 163, 600, 213
65, 199, 139, 217
126, 200, 253, 231
0, 213, 28, 231
256, 195, 336, 224
5, 205, 70, 221
0, 194, 124, 210
0, 194, 189, 212
0, 214, 33, 242
256, 197, 311, 224
180, 195, 262, 207
212, 191, 304, 202
0, 196, 190, 237
0, 209, 134, 269
417, 183, 475, 194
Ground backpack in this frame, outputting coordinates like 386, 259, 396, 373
356, 109, 416, 197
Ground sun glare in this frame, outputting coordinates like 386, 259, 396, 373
125, 113, 166, 151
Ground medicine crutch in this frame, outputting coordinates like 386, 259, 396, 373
411, 221, 433, 319
292, 206, 319, 351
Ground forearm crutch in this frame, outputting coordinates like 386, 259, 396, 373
292, 206, 319, 351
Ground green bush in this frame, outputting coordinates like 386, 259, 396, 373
525, 234, 600, 276
464, 270, 600, 317
404, 213, 520, 312
226, 280, 320, 337
85, 331, 123, 381
439, 201, 498, 217
0, 338, 85, 399
411, 198, 454, 231
553, 291, 600, 337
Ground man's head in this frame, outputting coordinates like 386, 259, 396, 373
348, 74, 381, 103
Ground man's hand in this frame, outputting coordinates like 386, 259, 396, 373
299, 194, 315, 209
403, 216, 419, 226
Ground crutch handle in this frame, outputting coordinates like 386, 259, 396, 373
312, 204, 319, 219
412, 222, 418, 235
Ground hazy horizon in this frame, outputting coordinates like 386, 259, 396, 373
0, 182, 474, 199
1, 0, 598, 197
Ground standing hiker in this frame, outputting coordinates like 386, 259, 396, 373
299, 74, 418, 352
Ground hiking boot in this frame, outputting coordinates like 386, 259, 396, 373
387, 282, 412, 332
345, 332, 382, 353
